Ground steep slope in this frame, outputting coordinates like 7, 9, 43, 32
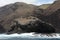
0, 24, 6, 33
43, 0, 60, 16
41, 0, 60, 32
7, 16, 55, 34
0, 2, 43, 32
39, 4, 51, 9
0, 1, 57, 33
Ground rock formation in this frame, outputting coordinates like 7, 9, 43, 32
0, 0, 59, 33
0, 24, 6, 33
0, 2, 43, 32
7, 16, 55, 34
41, 0, 60, 32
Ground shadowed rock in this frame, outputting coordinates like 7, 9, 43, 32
8, 16, 56, 34
0, 24, 6, 33
41, 0, 60, 32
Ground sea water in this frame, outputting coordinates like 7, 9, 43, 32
0, 33, 60, 40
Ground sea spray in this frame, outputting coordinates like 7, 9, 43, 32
0, 33, 60, 39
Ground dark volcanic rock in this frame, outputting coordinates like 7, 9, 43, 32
0, 24, 6, 33
0, 2, 43, 32
41, 0, 60, 32
0, 1, 59, 33
7, 16, 55, 34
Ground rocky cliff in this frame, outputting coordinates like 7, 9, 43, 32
0, 0, 59, 33
0, 2, 44, 33
41, 0, 60, 32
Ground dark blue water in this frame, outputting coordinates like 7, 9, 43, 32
0, 37, 60, 40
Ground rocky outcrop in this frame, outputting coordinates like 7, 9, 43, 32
0, 1, 59, 33
43, 0, 60, 16
0, 2, 43, 31
41, 0, 60, 32
0, 24, 6, 33
7, 16, 55, 34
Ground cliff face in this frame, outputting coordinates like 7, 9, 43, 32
43, 0, 60, 16
0, 2, 43, 33
0, 0, 60, 33
0, 24, 6, 33
41, 0, 60, 32
7, 16, 55, 34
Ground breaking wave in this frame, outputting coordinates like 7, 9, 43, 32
0, 33, 60, 40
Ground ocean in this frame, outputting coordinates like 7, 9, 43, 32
0, 33, 60, 40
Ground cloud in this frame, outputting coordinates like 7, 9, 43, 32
0, 0, 36, 7
0, 0, 55, 7
33, 0, 55, 5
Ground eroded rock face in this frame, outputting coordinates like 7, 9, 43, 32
8, 16, 56, 34
0, 24, 6, 33
0, 2, 43, 31
41, 0, 60, 32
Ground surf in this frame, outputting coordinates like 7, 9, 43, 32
0, 33, 60, 39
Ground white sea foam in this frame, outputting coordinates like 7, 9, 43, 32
0, 33, 60, 39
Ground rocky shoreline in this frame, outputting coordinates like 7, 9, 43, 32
0, 16, 56, 34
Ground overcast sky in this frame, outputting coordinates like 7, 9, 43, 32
0, 0, 55, 7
